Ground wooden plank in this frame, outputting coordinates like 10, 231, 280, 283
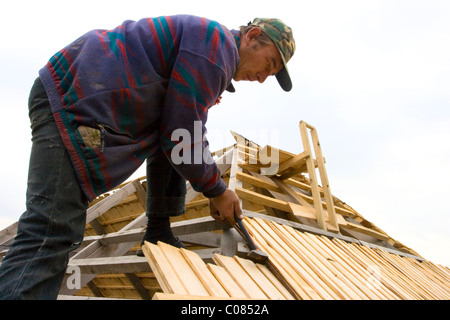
236, 171, 281, 193
299, 121, 326, 230
239, 170, 353, 223
282, 178, 359, 218
255, 264, 295, 300
266, 220, 359, 300
245, 217, 331, 299
235, 187, 291, 212
131, 179, 147, 210
141, 241, 188, 295
295, 232, 374, 300
220, 146, 244, 255
301, 232, 389, 300
264, 245, 315, 300
351, 243, 424, 299
314, 234, 398, 300
86, 180, 137, 224
213, 254, 268, 299
275, 151, 309, 175
171, 216, 229, 236
158, 242, 209, 297
180, 248, 230, 298
68, 255, 151, 274
376, 249, 446, 299
411, 260, 450, 296
207, 263, 247, 299
88, 218, 107, 235
282, 225, 373, 300
125, 273, 152, 300
0, 221, 18, 247
86, 281, 104, 297
258, 145, 295, 165
394, 256, 449, 299
152, 292, 240, 300
342, 221, 390, 242
58, 295, 125, 300
375, 251, 433, 299
239, 217, 308, 300
243, 170, 305, 220
288, 203, 346, 229
330, 239, 402, 299
428, 262, 450, 281
272, 176, 312, 207
252, 186, 292, 220
333, 239, 415, 299
234, 256, 287, 300
306, 122, 339, 230
253, 217, 340, 299
141, 241, 171, 294
228, 146, 244, 194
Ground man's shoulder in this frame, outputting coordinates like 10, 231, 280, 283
171, 14, 226, 28
172, 14, 233, 39
173, 15, 238, 64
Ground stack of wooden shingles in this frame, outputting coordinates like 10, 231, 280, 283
142, 217, 450, 300
245, 217, 450, 300
142, 239, 294, 300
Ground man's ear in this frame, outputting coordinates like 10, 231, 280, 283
244, 27, 262, 44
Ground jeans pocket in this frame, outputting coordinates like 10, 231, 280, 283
77, 125, 102, 149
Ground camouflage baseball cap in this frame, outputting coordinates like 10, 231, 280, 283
250, 18, 295, 92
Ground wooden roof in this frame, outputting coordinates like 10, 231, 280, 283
1, 121, 449, 300
144, 217, 450, 300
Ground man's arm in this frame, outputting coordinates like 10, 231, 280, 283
159, 50, 242, 223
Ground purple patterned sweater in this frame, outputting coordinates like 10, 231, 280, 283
39, 15, 240, 201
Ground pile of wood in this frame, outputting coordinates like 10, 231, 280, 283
1, 120, 448, 300
223, 121, 417, 255
143, 240, 293, 300
142, 217, 450, 300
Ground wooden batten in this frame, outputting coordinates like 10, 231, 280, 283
1, 121, 447, 301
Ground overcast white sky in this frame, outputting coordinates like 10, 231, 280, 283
1, 0, 449, 266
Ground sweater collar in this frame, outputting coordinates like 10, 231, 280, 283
225, 30, 241, 93
231, 29, 241, 50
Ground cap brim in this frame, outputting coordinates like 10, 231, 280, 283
275, 46, 292, 92
226, 82, 236, 92
276, 66, 292, 92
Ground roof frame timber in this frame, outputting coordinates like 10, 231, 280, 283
1, 120, 446, 300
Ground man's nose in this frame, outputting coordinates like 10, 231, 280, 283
257, 71, 269, 83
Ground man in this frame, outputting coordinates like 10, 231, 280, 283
0, 15, 295, 299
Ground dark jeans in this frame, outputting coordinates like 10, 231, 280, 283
0, 78, 187, 299
146, 148, 186, 217
0, 78, 89, 299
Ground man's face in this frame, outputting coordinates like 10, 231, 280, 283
234, 27, 283, 84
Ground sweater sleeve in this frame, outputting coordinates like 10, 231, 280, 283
159, 49, 229, 198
